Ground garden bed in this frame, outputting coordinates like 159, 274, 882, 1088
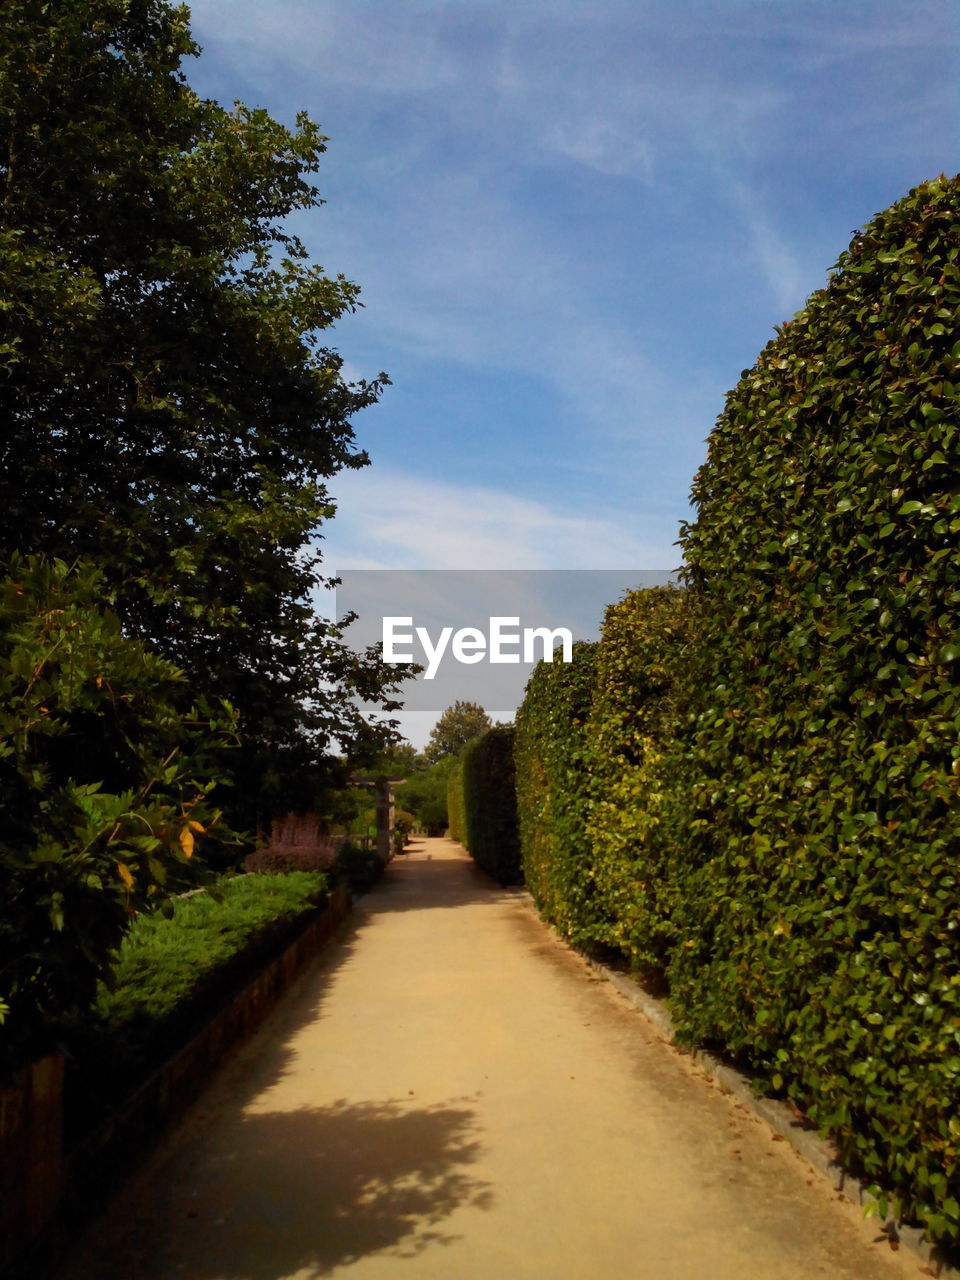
0, 875, 351, 1280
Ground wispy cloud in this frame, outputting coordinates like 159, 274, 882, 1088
186, 0, 958, 575
189, 0, 468, 94
320, 466, 677, 570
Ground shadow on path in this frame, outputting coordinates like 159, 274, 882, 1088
55, 845, 496, 1280
125, 1096, 492, 1279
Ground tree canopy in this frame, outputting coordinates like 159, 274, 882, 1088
424, 702, 493, 763
0, 0, 403, 828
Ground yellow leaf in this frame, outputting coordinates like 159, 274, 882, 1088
180, 826, 194, 858
116, 862, 134, 891
188, 819, 205, 834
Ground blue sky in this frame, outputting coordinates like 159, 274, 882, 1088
186, 1, 959, 574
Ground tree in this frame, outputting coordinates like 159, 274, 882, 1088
0, 0, 404, 828
396, 755, 455, 835
0, 555, 235, 1067
424, 702, 492, 763
366, 740, 425, 779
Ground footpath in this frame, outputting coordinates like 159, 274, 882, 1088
53, 838, 922, 1280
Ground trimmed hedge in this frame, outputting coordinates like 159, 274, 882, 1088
584, 586, 689, 980
459, 726, 521, 884
669, 175, 960, 1244
446, 757, 465, 844
513, 177, 960, 1251
514, 593, 688, 964
514, 641, 601, 945
62, 872, 327, 1136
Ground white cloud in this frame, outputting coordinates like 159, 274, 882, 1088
319, 466, 677, 570
190, 1, 465, 94
722, 173, 804, 314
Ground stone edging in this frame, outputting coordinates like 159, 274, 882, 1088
518, 891, 958, 1279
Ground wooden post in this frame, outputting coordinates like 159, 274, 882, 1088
350, 776, 405, 862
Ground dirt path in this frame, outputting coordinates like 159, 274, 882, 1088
55, 838, 921, 1280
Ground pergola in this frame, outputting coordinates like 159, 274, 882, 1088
349, 776, 406, 861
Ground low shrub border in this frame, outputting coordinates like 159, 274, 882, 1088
62, 871, 332, 1139
0, 879, 351, 1279
65, 882, 350, 1196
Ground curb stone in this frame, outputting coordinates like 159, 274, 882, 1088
517, 891, 957, 1279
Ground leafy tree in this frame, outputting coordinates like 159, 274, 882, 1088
396, 755, 455, 834
0, 555, 235, 1069
424, 702, 492, 763
366, 740, 425, 780
0, 0, 403, 828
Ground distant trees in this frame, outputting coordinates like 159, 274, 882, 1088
424, 702, 492, 763
396, 756, 455, 835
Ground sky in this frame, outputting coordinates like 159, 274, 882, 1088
184, 0, 959, 739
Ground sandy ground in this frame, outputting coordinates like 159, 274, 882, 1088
53, 837, 925, 1280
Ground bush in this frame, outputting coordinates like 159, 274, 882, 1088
514, 642, 601, 945
328, 842, 382, 895
63, 871, 326, 1133
584, 586, 689, 980
393, 809, 414, 854
459, 726, 521, 884
671, 175, 960, 1247
0, 555, 234, 1072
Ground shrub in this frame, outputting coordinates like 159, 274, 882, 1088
0, 555, 234, 1072
514, 642, 601, 946
672, 175, 960, 1247
459, 726, 521, 884
63, 871, 326, 1133
328, 841, 382, 895
584, 586, 689, 980
393, 809, 414, 854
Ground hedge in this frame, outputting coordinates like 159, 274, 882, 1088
446, 757, 465, 844
459, 726, 521, 884
62, 871, 327, 1136
514, 641, 601, 946
513, 176, 960, 1251
583, 585, 689, 981
669, 175, 960, 1245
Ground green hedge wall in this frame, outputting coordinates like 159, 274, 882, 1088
446, 757, 465, 844
668, 175, 960, 1245
513, 593, 688, 965
583, 585, 689, 981
514, 641, 602, 947
513, 177, 960, 1250
460, 726, 521, 884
